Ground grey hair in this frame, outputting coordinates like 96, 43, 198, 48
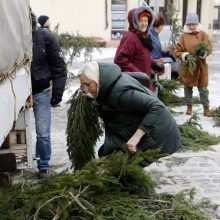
77, 61, 99, 85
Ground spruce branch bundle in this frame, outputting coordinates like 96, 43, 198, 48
212, 106, 220, 127
158, 79, 200, 107
178, 113, 220, 151
66, 89, 103, 171
181, 40, 212, 75
193, 40, 212, 56
0, 151, 212, 219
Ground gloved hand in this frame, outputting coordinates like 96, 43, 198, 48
152, 64, 165, 73
195, 49, 206, 57
195, 49, 207, 59
50, 96, 62, 107
185, 54, 189, 61
167, 51, 176, 62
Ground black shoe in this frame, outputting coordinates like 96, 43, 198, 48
38, 169, 50, 179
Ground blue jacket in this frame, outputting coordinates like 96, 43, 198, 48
149, 28, 168, 59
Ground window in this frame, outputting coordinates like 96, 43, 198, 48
111, 0, 127, 40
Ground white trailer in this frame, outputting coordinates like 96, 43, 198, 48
0, 0, 34, 174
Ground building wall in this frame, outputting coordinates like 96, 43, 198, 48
30, 0, 109, 40
187, 0, 197, 11
30, 0, 214, 41
30, 0, 140, 41
201, 0, 214, 34
172, 0, 213, 35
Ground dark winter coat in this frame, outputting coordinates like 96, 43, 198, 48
114, 6, 157, 90
31, 28, 67, 101
96, 63, 181, 156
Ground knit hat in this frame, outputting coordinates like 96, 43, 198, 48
38, 15, 49, 27
185, 12, 199, 25
138, 11, 151, 20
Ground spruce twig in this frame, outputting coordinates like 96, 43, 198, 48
66, 89, 103, 171
33, 195, 68, 220
68, 192, 94, 216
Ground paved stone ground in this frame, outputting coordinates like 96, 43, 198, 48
30, 42, 220, 219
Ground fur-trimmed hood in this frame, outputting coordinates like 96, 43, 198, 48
128, 6, 155, 33
183, 23, 202, 33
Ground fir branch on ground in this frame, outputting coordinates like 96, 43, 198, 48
178, 113, 220, 152
53, 24, 102, 79
66, 89, 104, 171
212, 106, 220, 127
165, 157, 190, 170
0, 151, 211, 220
158, 79, 200, 107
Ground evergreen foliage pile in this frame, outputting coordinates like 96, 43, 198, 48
158, 79, 200, 107
212, 106, 220, 127
53, 24, 102, 78
66, 89, 103, 171
178, 113, 220, 151
0, 150, 211, 220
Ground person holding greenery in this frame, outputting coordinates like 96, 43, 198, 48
175, 12, 212, 117
78, 62, 181, 157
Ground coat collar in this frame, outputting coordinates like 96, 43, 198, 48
183, 23, 202, 33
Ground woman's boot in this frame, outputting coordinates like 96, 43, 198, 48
204, 106, 211, 117
186, 105, 192, 115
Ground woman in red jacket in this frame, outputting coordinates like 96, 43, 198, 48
114, 6, 164, 91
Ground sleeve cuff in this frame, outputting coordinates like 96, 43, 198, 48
182, 52, 189, 62
139, 125, 151, 134
200, 51, 208, 59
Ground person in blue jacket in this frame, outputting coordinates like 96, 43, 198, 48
149, 14, 180, 79
149, 14, 175, 62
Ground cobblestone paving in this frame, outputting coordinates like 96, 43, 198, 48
30, 42, 220, 219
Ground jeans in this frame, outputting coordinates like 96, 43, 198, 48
33, 89, 51, 170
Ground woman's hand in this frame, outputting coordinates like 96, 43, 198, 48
127, 129, 145, 154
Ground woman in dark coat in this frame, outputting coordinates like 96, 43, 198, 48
78, 62, 181, 157
114, 6, 164, 91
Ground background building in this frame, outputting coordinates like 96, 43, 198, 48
30, 0, 214, 42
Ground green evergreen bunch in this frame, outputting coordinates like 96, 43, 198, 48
178, 114, 220, 151
166, 0, 183, 51
53, 24, 101, 79
181, 54, 197, 75
193, 40, 212, 56
181, 40, 212, 75
73, 148, 159, 196
158, 79, 183, 106
212, 106, 220, 127
158, 79, 200, 107
0, 152, 212, 219
66, 89, 104, 171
